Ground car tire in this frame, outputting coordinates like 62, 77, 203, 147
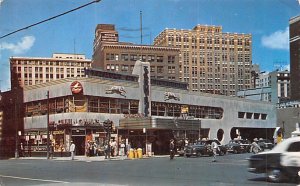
185, 154, 190, 158
219, 150, 225, 156
233, 149, 238, 154
267, 168, 284, 183
196, 151, 202, 157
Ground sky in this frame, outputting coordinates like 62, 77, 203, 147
0, 0, 300, 91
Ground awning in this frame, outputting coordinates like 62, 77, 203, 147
119, 117, 201, 130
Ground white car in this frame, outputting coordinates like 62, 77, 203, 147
248, 137, 300, 183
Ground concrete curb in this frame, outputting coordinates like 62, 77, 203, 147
11, 155, 170, 162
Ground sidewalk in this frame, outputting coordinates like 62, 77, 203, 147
15, 155, 168, 162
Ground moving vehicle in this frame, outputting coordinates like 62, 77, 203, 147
248, 137, 300, 183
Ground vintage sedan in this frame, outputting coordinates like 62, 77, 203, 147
256, 138, 274, 150
225, 139, 251, 153
184, 143, 213, 157
199, 140, 227, 156
248, 137, 300, 183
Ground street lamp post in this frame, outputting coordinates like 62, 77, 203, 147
14, 89, 19, 158
46, 91, 50, 159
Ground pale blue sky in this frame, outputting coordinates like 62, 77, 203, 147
0, 0, 300, 91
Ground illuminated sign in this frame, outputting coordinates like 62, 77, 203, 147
70, 81, 83, 94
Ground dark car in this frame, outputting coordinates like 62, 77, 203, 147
225, 139, 251, 153
256, 138, 274, 150
200, 140, 227, 156
248, 137, 300, 183
184, 143, 213, 157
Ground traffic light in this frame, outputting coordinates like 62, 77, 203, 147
103, 119, 113, 132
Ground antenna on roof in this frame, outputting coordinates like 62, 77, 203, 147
140, 11, 143, 45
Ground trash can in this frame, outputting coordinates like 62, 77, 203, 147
128, 148, 134, 159
137, 148, 143, 158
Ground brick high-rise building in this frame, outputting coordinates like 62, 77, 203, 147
10, 53, 91, 88
289, 15, 300, 100
154, 25, 252, 96
92, 24, 180, 81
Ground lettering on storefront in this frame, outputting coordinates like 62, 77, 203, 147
123, 113, 145, 118
50, 119, 101, 128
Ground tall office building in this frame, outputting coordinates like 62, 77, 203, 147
289, 15, 300, 100
92, 24, 180, 81
10, 53, 91, 88
154, 25, 252, 96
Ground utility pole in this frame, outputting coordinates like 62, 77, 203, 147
46, 91, 50, 159
14, 89, 19, 158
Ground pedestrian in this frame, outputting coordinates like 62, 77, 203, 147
251, 138, 261, 154
104, 141, 110, 159
211, 138, 218, 162
120, 140, 125, 157
49, 142, 54, 159
169, 139, 175, 160
70, 141, 75, 160
86, 140, 90, 157
110, 139, 117, 157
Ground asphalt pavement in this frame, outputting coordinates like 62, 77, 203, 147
0, 153, 298, 186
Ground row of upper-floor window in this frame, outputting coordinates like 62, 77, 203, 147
13, 60, 90, 67
106, 64, 176, 74
174, 44, 251, 51
166, 35, 250, 45
24, 95, 225, 120
14, 66, 86, 73
20, 72, 85, 79
105, 53, 176, 64
25, 96, 139, 116
238, 112, 267, 120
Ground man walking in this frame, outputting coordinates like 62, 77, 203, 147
70, 141, 75, 160
211, 139, 218, 162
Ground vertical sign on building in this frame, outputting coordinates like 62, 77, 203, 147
143, 66, 150, 117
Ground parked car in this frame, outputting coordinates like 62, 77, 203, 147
225, 139, 251, 153
248, 137, 300, 183
184, 143, 213, 157
256, 138, 274, 150
199, 139, 227, 156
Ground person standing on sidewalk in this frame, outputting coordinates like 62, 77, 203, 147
70, 141, 75, 160
211, 139, 218, 162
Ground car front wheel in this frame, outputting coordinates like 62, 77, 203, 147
267, 168, 284, 183
196, 151, 202, 157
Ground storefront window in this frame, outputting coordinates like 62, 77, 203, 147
100, 97, 109, 113
110, 98, 120, 114
88, 97, 99, 112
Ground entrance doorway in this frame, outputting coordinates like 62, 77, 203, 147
72, 136, 85, 155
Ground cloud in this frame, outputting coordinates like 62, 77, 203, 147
0, 0, 3, 6
0, 35, 35, 54
261, 27, 289, 50
282, 64, 290, 71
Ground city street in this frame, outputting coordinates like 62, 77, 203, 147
0, 153, 297, 186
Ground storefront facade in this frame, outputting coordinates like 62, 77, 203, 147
22, 62, 277, 155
